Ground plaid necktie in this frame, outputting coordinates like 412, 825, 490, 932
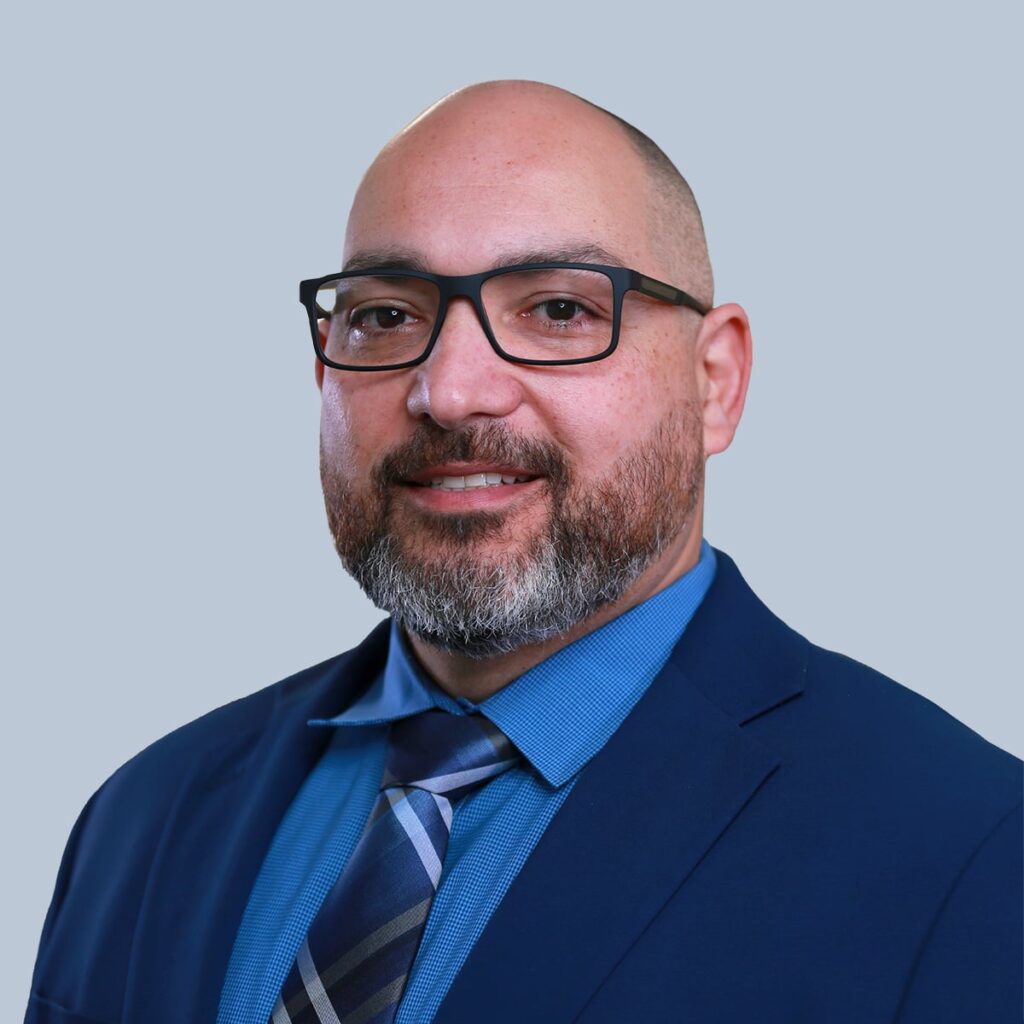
271, 708, 521, 1024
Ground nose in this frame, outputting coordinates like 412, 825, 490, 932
405, 297, 526, 430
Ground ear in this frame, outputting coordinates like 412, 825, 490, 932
314, 321, 328, 392
693, 302, 753, 457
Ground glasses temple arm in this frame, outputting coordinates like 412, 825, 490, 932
635, 274, 710, 316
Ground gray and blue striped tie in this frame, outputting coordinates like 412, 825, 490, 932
271, 708, 521, 1024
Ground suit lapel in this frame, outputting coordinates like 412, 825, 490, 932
121, 621, 392, 1024
434, 550, 808, 1023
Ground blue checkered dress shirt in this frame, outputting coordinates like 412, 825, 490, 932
217, 539, 717, 1024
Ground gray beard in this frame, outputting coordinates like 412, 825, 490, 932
347, 512, 658, 658
322, 410, 702, 659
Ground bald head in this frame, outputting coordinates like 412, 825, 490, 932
347, 80, 713, 308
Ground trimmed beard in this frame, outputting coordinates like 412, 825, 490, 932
321, 408, 703, 659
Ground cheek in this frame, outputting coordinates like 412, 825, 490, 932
537, 335, 692, 465
320, 374, 382, 481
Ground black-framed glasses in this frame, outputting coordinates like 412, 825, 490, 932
299, 262, 709, 371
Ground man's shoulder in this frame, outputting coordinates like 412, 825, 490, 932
804, 642, 1019, 763
792, 641, 1021, 830
87, 625, 389, 827
105, 652, 342, 792
29, 630, 391, 1003
703, 549, 1020, 802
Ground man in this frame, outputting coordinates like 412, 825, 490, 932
27, 81, 1022, 1024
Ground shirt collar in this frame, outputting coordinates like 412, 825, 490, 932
311, 539, 717, 788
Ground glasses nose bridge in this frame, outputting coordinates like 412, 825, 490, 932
430, 272, 494, 352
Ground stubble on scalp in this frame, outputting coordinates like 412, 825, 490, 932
321, 407, 704, 658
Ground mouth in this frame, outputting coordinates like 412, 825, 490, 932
403, 464, 541, 491
398, 463, 545, 511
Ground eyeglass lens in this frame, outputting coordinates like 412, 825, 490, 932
315, 268, 615, 366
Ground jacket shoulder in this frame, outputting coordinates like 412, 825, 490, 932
28, 641, 376, 1019
99, 649, 352, 808
799, 642, 1021, 827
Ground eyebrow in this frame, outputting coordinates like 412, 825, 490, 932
341, 242, 629, 275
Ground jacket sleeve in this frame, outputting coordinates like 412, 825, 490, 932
894, 799, 1023, 1023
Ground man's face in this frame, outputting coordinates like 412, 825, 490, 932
318, 90, 707, 656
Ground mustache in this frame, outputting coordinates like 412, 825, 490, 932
373, 422, 570, 489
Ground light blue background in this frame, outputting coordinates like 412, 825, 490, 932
4, 0, 1021, 1008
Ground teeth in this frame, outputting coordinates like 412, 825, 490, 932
425, 473, 533, 491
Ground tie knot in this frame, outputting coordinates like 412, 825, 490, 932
381, 708, 521, 802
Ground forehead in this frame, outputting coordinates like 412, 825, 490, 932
343, 102, 658, 277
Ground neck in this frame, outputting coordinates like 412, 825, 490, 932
406, 515, 705, 704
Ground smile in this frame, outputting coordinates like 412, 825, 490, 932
415, 473, 537, 491
399, 465, 545, 512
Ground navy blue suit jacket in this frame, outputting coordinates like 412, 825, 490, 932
27, 550, 1023, 1022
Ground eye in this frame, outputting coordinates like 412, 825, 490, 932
351, 306, 413, 330
525, 297, 598, 327
512, 292, 608, 339
540, 298, 586, 321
